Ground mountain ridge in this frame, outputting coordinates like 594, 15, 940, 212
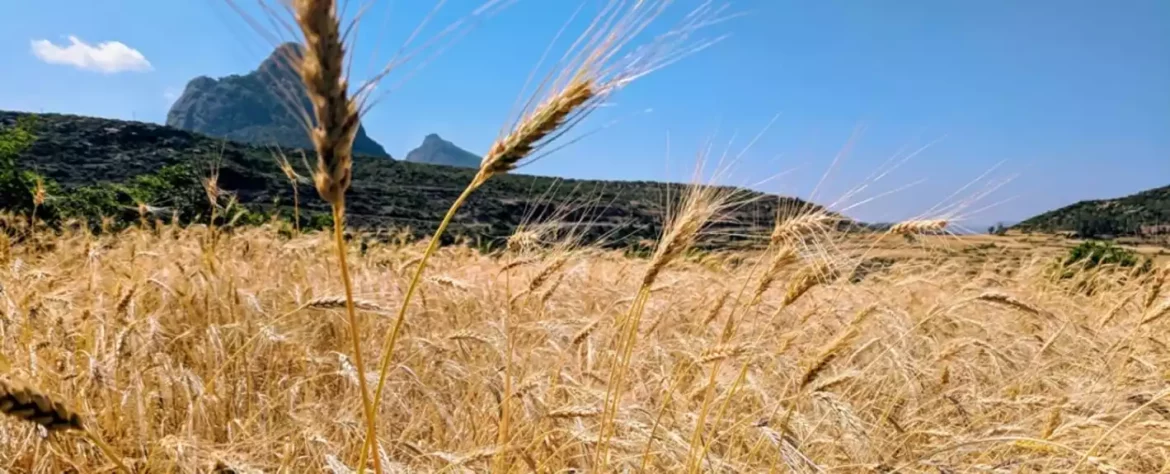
2, 109, 836, 248
165, 43, 390, 158
1013, 184, 1170, 237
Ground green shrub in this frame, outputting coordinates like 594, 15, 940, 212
1058, 240, 1152, 279
53, 183, 135, 226
1064, 241, 1144, 268
0, 116, 44, 215
305, 212, 334, 231
127, 163, 205, 211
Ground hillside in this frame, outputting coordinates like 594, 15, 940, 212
405, 134, 480, 168
165, 43, 390, 158
1013, 184, 1170, 237
1, 110, 831, 248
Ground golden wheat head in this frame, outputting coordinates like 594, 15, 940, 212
888, 219, 949, 235
0, 378, 84, 431
474, 1, 728, 187
480, 80, 595, 180
291, 0, 359, 206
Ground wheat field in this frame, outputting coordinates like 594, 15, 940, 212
0, 215, 1168, 473
2, 0, 1168, 472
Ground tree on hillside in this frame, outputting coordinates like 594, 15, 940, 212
0, 116, 45, 215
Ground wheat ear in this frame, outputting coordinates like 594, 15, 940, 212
294, 0, 357, 206
475, 80, 595, 186
751, 245, 797, 305
888, 218, 949, 235
783, 262, 836, 307
1142, 298, 1170, 326
289, 1, 380, 472
275, 150, 304, 233
30, 175, 45, 228
0, 378, 128, 473
771, 210, 838, 247
798, 306, 874, 389
975, 291, 1051, 320
0, 378, 83, 430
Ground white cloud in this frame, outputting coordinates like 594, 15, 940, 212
30, 36, 152, 73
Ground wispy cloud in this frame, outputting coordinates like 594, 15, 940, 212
163, 87, 183, 103
30, 36, 152, 73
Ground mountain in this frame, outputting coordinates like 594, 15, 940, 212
3, 110, 839, 248
405, 134, 480, 168
166, 43, 390, 158
1013, 184, 1170, 237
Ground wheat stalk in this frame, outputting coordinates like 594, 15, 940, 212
366, 6, 728, 469
29, 175, 45, 228
701, 290, 731, 327
498, 255, 540, 274
572, 318, 603, 346
1145, 268, 1166, 309
274, 150, 305, 233
447, 330, 491, 346
599, 174, 744, 469
1041, 403, 1063, 439
286, 1, 380, 472
428, 275, 471, 291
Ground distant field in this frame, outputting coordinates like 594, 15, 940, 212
840, 231, 1170, 266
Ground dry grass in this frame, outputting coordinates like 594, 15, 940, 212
1, 220, 1168, 472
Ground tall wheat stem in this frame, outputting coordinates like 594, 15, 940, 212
640, 360, 696, 471
492, 303, 517, 473
685, 356, 725, 470
83, 430, 130, 473
685, 247, 782, 468
595, 285, 653, 467
331, 203, 382, 474
692, 361, 751, 472
359, 183, 477, 473
292, 184, 301, 233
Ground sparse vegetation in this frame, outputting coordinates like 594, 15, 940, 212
1061, 240, 1152, 274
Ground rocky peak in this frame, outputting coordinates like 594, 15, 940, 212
165, 43, 389, 158
404, 133, 480, 168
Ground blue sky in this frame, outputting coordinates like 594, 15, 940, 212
1, 0, 1167, 226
